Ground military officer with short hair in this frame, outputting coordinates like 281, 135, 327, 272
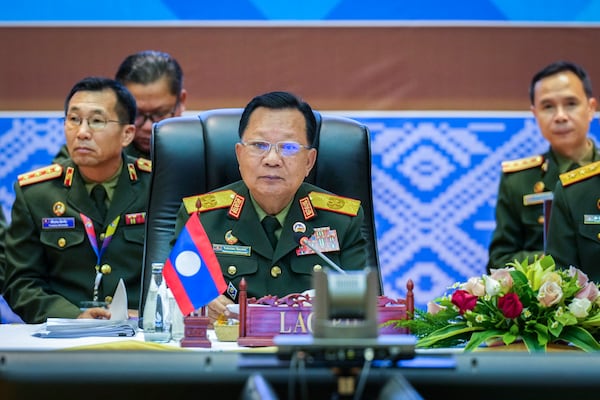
172, 91, 366, 323
488, 60, 600, 271
546, 161, 600, 282
4, 77, 151, 323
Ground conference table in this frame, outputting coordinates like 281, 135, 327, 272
2, 323, 600, 400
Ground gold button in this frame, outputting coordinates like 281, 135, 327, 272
537, 216, 545, 225
57, 238, 66, 248
227, 265, 237, 275
271, 266, 282, 278
100, 264, 111, 274
313, 264, 323, 272
597, 233, 600, 241
99, 233, 106, 241
533, 181, 545, 193
104, 296, 113, 304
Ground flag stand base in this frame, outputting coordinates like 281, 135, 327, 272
181, 315, 212, 348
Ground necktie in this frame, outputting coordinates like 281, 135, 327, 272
261, 216, 280, 249
91, 184, 108, 220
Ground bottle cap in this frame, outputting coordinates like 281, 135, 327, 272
151, 262, 165, 273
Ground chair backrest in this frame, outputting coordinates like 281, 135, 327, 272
139, 109, 381, 318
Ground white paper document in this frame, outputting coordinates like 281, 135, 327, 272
33, 279, 136, 338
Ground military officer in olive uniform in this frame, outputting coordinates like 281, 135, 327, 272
488, 61, 599, 271
172, 91, 366, 322
4, 77, 151, 323
546, 161, 600, 282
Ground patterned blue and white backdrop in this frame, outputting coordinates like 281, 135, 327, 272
2, 112, 598, 310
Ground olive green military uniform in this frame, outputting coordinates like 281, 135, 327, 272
546, 161, 600, 282
4, 155, 151, 323
53, 142, 148, 164
173, 181, 367, 301
488, 147, 600, 271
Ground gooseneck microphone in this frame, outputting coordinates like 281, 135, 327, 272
293, 231, 346, 274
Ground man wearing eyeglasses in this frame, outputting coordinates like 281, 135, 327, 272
54, 50, 187, 162
172, 91, 367, 322
4, 77, 151, 323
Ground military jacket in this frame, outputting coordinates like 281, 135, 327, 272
488, 147, 599, 271
546, 161, 600, 282
4, 155, 151, 323
173, 181, 367, 301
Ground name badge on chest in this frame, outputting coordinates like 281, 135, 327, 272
42, 217, 75, 229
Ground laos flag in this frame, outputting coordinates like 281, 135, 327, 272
163, 213, 227, 316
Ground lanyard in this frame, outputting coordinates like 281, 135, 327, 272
80, 213, 121, 302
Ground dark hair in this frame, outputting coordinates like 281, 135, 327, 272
115, 50, 184, 97
238, 91, 317, 145
64, 76, 137, 124
529, 60, 593, 104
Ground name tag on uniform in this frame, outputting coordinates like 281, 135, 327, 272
42, 217, 75, 229
523, 191, 553, 206
213, 243, 252, 256
584, 215, 600, 224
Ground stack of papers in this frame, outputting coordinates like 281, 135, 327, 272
33, 318, 137, 338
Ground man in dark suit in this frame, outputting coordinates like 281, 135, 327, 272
546, 161, 600, 281
173, 91, 366, 322
488, 61, 599, 271
4, 77, 151, 323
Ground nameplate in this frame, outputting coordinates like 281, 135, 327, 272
523, 191, 553, 206
243, 302, 408, 339
584, 215, 600, 224
42, 217, 75, 229
213, 244, 251, 256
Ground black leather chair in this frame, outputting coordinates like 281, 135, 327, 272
139, 108, 382, 318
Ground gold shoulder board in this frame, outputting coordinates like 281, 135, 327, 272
183, 190, 236, 214
501, 155, 544, 173
136, 158, 152, 173
18, 164, 63, 187
559, 161, 600, 187
308, 191, 361, 217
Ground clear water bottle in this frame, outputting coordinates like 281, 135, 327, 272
168, 288, 185, 342
143, 263, 171, 343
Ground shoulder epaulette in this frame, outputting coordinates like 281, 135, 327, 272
559, 161, 600, 187
136, 157, 152, 173
501, 155, 544, 173
182, 190, 236, 214
18, 164, 63, 187
308, 191, 361, 217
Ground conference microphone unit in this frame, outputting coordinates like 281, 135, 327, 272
293, 231, 346, 274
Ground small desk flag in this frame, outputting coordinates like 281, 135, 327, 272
163, 213, 227, 316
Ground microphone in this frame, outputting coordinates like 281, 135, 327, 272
293, 231, 346, 274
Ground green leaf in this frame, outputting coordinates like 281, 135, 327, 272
417, 325, 483, 348
522, 332, 545, 352
464, 330, 506, 351
559, 326, 600, 352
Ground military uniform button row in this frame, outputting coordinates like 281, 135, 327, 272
226, 264, 324, 279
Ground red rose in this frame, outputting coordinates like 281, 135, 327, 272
451, 289, 478, 314
497, 293, 523, 319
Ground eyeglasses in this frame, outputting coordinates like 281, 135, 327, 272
135, 106, 177, 127
240, 140, 311, 157
64, 115, 123, 131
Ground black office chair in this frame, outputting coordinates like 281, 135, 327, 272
138, 109, 381, 318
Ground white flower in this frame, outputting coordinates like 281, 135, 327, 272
483, 275, 501, 297
569, 298, 592, 318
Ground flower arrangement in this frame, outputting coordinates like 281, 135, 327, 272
387, 255, 600, 352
